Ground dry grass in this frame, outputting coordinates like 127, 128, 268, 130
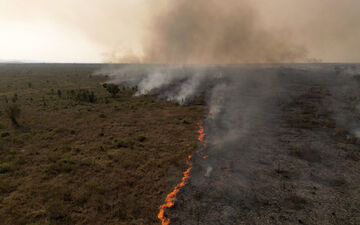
0, 64, 205, 225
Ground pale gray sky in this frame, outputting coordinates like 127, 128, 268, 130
0, 0, 359, 63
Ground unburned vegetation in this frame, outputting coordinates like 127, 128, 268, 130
0, 64, 205, 225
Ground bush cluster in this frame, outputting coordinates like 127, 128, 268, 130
67, 89, 96, 103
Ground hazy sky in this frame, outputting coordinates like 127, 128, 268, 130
0, 0, 359, 63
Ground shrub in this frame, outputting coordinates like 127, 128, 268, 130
1, 132, 10, 138
47, 158, 76, 175
12, 93, 18, 103
37, 130, 57, 140
46, 200, 71, 221
113, 138, 134, 148
183, 119, 190, 124
0, 163, 12, 174
68, 89, 96, 103
0, 178, 15, 194
137, 134, 146, 142
103, 83, 120, 97
5, 104, 21, 126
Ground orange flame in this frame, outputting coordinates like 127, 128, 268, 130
158, 156, 193, 225
158, 122, 206, 225
198, 122, 205, 142
198, 122, 208, 148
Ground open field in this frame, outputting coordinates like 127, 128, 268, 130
0, 64, 205, 225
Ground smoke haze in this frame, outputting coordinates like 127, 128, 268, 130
97, 63, 360, 224
1, 0, 360, 63
142, 0, 307, 64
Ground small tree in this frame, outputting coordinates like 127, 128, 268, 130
5, 104, 21, 126
103, 83, 120, 97
12, 93, 18, 103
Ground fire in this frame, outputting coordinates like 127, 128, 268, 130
198, 122, 205, 142
158, 156, 193, 225
158, 122, 206, 225
198, 122, 207, 148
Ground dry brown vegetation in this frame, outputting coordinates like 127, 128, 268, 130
0, 64, 205, 225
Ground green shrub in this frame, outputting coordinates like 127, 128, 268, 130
5, 104, 21, 126
37, 130, 57, 140
48, 158, 76, 174
113, 138, 134, 148
67, 89, 96, 103
12, 93, 18, 103
0, 130, 10, 137
137, 134, 146, 142
0, 163, 12, 174
103, 83, 120, 97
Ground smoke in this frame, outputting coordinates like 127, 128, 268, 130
111, 64, 358, 224
2, 0, 360, 62
324, 64, 360, 139
262, 0, 360, 63
141, 0, 308, 64
90, 1, 360, 222
95, 51, 360, 225
96, 65, 223, 104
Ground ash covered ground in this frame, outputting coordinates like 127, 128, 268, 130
102, 64, 360, 225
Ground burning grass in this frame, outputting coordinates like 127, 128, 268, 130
0, 64, 205, 225
158, 121, 207, 225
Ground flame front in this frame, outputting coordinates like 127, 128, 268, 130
157, 157, 192, 225
158, 122, 206, 225
198, 122, 207, 147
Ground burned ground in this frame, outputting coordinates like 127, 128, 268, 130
160, 65, 360, 225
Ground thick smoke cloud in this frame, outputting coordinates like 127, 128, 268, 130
95, 64, 221, 103
142, 0, 307, 64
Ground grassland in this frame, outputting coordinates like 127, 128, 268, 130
0, 64, 205, 225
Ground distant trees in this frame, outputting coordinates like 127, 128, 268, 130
67, 89, 96, 103
103, 83, 120, 97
